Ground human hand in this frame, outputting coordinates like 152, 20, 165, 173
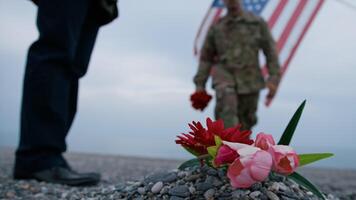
265, 82, 278, 107
195, 87, 206, 93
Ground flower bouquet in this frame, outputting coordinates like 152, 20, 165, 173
190, 91, 213, 111
176, 101, 334, 199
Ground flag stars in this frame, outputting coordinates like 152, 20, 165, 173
213, 0, 268, 14
242, 0, 268, 14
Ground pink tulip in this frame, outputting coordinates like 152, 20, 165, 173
255, 133, 275, 150
214, 145, 239, 167
227, 147, 272, 189
269, 145, 299, 175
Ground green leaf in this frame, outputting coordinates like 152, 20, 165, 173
206, 136, 223, 163
278, 100, 306, 145
207, 146, 218, 158
183, 147, 200, 157
214, 135, 223, 147
205, 156, 215, 168
299, 153, 334, 167
288, 172, 326, 200
178, 158, 200, 170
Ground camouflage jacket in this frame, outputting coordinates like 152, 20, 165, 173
194, 12, 281, 94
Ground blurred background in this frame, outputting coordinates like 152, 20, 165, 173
0, 0, 355, 169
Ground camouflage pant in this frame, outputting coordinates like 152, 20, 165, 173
214, 86, 259, 130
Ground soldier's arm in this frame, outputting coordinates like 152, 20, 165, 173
193, 27, 217, 91
260, 19, 281, 85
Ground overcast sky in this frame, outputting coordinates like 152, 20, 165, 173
0, 0, 356, 168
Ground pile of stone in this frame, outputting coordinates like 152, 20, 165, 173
112, 165, 338, 200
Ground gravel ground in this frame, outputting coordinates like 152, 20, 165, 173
1, 147, 356, 199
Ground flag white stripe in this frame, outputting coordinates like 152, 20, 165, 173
259, 0, 280, 67
260, 0, 280, 20
196, 8, 221, 55
279, 0, 319, 64
271, 0, 300, 40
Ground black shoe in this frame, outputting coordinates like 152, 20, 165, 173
14, 167, 101, 186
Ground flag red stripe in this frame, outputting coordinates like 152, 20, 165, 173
261, 66, 268, 76
213, 8, 224, 23
277, 0, 308, 52
281, 0, 324, 74
268, 0, 289, 28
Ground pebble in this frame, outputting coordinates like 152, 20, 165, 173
169, 185, 190, 197
280, 196, 296, 200
0, 162, 344, 200
124, 185, 136, 192
196, 182, 214, 191
160, 186, 169, 195
189, 186, 196, 194
204, 188, 216, 200
151, 181, 163, 194
6, 191, 15, 198
266, 191, 280, 200
177, 171, 187, 178
61, 192, 69, 198
170, 196, 185, 200
269, 182, 280, 192
249, 191, 261, 199
232, 190, 247, 198
306, 191, 314, 196
251, 182, 262, 191
145, 172, 177, 184
206, 175, 223, 187
206, 169, 218, 176
137, 187, 146, 195
185, 174, 201, 182
278, 182, 288, 191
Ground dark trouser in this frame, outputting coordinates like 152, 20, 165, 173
214, 86, 259, 130
15, 0, 100, 173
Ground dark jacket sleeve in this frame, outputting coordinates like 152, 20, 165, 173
31, 0, 38, 5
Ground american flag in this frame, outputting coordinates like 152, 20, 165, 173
194, 0, 324, 83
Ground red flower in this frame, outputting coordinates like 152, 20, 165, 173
176, 118, 254, 156
190, 91, 212, 111
206, 118, 253, 144
220, 125, 254, 145
176, 120, 213, 155
206, 118, 225, 135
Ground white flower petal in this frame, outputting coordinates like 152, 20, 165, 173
223, 141, 250, 151
272, 145, 294, 153
238, 146, 261, 157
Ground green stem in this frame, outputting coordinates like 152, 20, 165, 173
197, 154, 210, 160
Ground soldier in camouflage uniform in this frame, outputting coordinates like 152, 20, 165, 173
193, 0, 281, 130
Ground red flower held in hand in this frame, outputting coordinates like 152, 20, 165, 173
176, 118, 254, 156
190, 91, 212, 111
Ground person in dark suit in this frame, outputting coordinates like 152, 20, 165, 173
14, 0, 118, 186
